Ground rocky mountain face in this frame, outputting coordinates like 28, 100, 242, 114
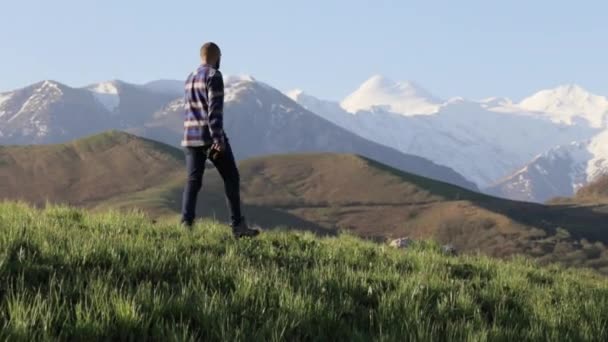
0, 81, 113, 144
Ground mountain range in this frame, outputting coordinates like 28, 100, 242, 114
0, 77, 476, 190
288, 77, 608, 202
2, 75, 608, 202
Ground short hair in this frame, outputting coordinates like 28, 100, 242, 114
200, 42, 221, 61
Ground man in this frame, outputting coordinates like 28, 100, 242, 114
180, 42, 258, 238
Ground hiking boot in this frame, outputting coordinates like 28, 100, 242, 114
232, 218, 260, 238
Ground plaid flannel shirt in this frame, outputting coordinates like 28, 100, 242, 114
181, 64, 225, 147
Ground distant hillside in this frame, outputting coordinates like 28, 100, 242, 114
0, 131, 183, 206
3, 131, 608, 274
229, 154, 608, 274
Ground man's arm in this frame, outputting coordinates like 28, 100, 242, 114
207, 70, 225, 144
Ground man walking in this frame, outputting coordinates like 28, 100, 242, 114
181, 42, 258, 238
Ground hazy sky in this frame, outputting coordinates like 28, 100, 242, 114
1, 0, 606, 101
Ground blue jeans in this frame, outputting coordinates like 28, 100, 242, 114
181, 140, 242, 226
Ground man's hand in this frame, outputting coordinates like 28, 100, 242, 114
211, 141, 225, 154
210, 140, 225, 160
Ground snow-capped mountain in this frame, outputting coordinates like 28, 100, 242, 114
486, 141, 593, 202
0, 81, 113, 143
517, 84, 608, 128
288, 79, 596, 189
340, 75, 441, 115
84, 80, 177, 126
482, 85, 608, 202
0, 79, 177, 144
488, 131, 608, 202
0, 76, 477, 191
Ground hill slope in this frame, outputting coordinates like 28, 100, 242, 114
3, 132, 608, 273
0, 203, 607, 340
228, 154, 608, 274
0, 131, 183, 206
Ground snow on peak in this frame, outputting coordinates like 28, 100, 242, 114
86, 81, 120, 112
360, 75, 399, 89
223, 75, 260, 103
518, 84, 608, 127
285, 89, 322, 105
340, 75, 441, 115
0, 92, 12, 105
2, 80, 65, 123
40, 80, 63, 92
225, 75, 256, 86
89, 81, 119, 95
285, 89, 305, 101
0, 92, 13, 118
446, 96, 466, 104
27, 80, 65, 98
479, 96, 514, 108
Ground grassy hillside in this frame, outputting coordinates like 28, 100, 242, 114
0, 130, 183, 206
0, 203, 607, 341
4, 131, 608, 274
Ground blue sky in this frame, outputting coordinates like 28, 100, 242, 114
1, 0, 606, 100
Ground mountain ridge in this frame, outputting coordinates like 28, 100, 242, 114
0, 76, 477, 191
4, 76, 608, 202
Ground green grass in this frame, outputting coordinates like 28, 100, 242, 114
1, 202, 607, 341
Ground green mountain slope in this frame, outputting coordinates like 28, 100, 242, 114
0, 130, 183, 206
0, 203, 606, 340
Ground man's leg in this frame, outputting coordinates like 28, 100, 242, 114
210, 140, 243, 227
181, 147, 207, 226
